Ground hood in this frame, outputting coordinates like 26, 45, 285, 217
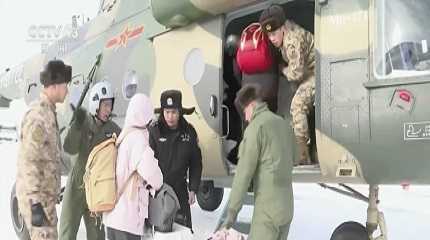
124, 93, 154, 129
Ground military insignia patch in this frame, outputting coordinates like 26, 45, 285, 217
181, 134, 190, 142
266, 24, 272, 32
167, 97, 173, 106
32, 125, 45, 143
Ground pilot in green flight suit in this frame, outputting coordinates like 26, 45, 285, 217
59, 81, 121, 240
221, 85, 294, 240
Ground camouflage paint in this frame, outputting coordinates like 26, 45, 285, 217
151, 16, 226, 178
151, 0, 261, 28
1, 0, 430, 186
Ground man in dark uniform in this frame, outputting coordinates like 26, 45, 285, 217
148, 90, 202, 230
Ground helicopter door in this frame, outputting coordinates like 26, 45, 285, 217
317, 0, 369, 177
152, 16, 226, 178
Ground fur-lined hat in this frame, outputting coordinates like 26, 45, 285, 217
154, 90, 195, 115
40, 60, 72, 87
259, 4, 286, 33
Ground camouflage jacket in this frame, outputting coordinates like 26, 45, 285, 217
16, 92, 61, 204
280, 20, 315, 82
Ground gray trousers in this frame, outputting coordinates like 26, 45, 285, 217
106, 227, 140, 240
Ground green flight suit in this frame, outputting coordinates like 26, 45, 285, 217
59, 110, 120, 240
224, 102, 294, 240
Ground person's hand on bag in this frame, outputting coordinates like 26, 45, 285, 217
188, 191, 196, 205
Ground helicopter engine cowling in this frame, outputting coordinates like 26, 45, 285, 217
151, 0, 261, 28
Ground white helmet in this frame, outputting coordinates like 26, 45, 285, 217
88, 81, 115, 116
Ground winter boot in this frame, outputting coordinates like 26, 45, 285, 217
296, 136, 311, 165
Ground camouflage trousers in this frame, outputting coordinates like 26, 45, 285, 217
18, 196, 58, 240
290, 75, 315, 140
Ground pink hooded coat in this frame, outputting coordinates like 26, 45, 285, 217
103, 93, 163, 236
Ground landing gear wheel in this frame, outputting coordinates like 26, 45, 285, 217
10, 183, 30, 240
330, 221, 369, 240
197, 181, 224, 211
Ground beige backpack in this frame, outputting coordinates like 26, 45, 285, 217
83, 132, 137, 214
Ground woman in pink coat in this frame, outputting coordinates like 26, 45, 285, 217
103, 93, 163, 240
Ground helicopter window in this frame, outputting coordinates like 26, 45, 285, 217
184, 48, 205, 86
374, 0, 430, 79
122, 70, 138, 99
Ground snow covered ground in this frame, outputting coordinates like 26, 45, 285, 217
1, 103, 430, 239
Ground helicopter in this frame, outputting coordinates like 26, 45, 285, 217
1, 0, 430, 239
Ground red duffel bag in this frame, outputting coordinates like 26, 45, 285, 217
236, 23, 273, 74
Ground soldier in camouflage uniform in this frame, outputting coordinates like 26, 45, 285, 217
260, 5, 315, 165
16, 60, 71, 240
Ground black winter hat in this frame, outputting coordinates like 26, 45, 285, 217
259, 4, 286, 33
154, 90, 195, 115
40, 60, 72, 87
235, 84, 262, 112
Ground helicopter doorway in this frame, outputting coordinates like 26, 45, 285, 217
221, 0, 318, 171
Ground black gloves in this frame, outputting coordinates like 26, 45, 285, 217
73, 107, 86, 127
31, 203, 47, 227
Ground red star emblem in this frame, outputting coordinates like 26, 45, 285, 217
118, 26, 131, 48
105, 25, 145, 50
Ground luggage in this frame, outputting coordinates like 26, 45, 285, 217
83, 133, 119, 214
148, 184, 181, 233
208, 228, 248, 240
83, 130, 138, 214
236, 23, 273, 74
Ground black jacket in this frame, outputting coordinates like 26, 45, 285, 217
148, 116, 202, 193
